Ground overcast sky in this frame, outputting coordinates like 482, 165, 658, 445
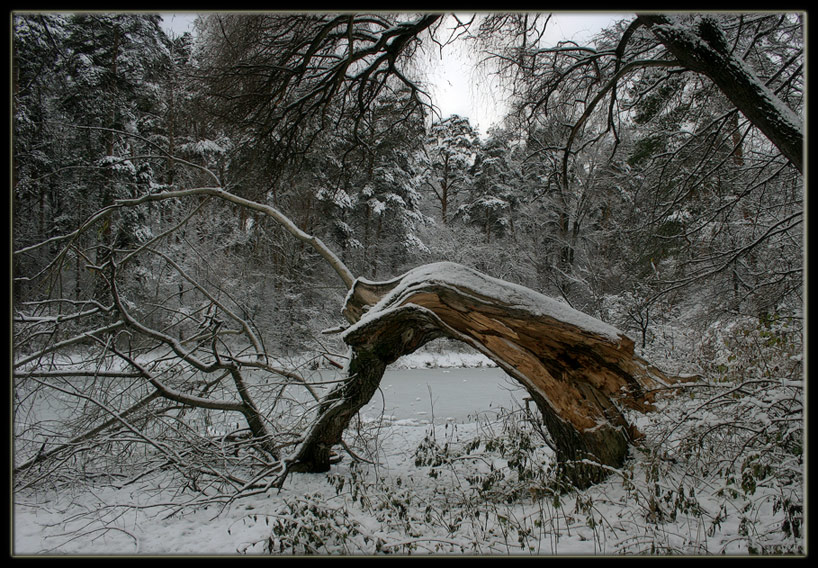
159, 12, 628, 135
425, 13, 627, 134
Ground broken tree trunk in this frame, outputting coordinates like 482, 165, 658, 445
290, 262, 676, 488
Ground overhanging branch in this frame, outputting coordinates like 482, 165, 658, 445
115, 186, 357, 291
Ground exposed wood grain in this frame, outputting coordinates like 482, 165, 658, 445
294, 263, 682, 487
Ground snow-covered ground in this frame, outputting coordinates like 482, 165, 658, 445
13, 349, 804, 556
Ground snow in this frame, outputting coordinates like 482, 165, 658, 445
13, 343, 803, 556
475, 195, 509, 209
13, 314, 802, 557
368, 198, 386, 216
180, 139, 229, 156
317, 187, 353, 209
346, 262, 625, 343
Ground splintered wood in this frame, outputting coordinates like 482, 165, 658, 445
295, 263, 682, 487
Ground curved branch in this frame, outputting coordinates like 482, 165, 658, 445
108, 345, 245, 413
561, 58, 680, 189
144, 246, 265, 358
114, 186, 356, 291
108, 261, 279, 456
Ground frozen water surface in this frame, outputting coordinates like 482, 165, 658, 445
362, 366, 526, 423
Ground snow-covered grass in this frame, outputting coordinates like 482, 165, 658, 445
12, 402, 802, 555
13, 319, 804, 556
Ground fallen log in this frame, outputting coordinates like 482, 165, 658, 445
291, 262, 680, 488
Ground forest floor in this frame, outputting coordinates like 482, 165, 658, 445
12, 349, 804, 556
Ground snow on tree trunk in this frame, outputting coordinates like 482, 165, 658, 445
292, 262, 679, 488
638, 14, 803, 173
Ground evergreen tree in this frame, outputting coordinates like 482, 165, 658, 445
421, 114, 479, 224
458, 127, 521, 245
13, 14, 173, 305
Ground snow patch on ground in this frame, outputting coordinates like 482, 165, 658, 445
390, 347, 496, 369
14, 407, 796, 556
13, 346, 803, 556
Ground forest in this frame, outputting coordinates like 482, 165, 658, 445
12, 12, 804, 555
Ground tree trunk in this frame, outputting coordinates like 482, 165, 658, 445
638, 14, 803, 173
292, 262, 679, 488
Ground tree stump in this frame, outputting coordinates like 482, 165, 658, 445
291, 262, 676, 488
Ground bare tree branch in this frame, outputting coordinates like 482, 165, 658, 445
637, 14, 803, 172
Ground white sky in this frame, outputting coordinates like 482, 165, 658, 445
159, 12, 629, 135
424, 13, 628, 134
160, 12, 197, 36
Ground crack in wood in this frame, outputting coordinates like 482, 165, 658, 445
295, 263, 685, 488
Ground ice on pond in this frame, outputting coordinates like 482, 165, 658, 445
361, 366, 525, 424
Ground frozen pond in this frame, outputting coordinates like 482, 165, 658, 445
13, 354, 530, 461
360, 366, 528, 424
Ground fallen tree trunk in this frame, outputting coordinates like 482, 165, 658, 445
291, 262, 679, 488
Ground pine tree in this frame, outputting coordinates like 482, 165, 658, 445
421, 115, 479, 225
458, 127, 521, 244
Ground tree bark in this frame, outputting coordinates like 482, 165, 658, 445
291, 262, 679, 488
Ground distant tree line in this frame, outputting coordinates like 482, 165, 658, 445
13, 13, 802, 353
